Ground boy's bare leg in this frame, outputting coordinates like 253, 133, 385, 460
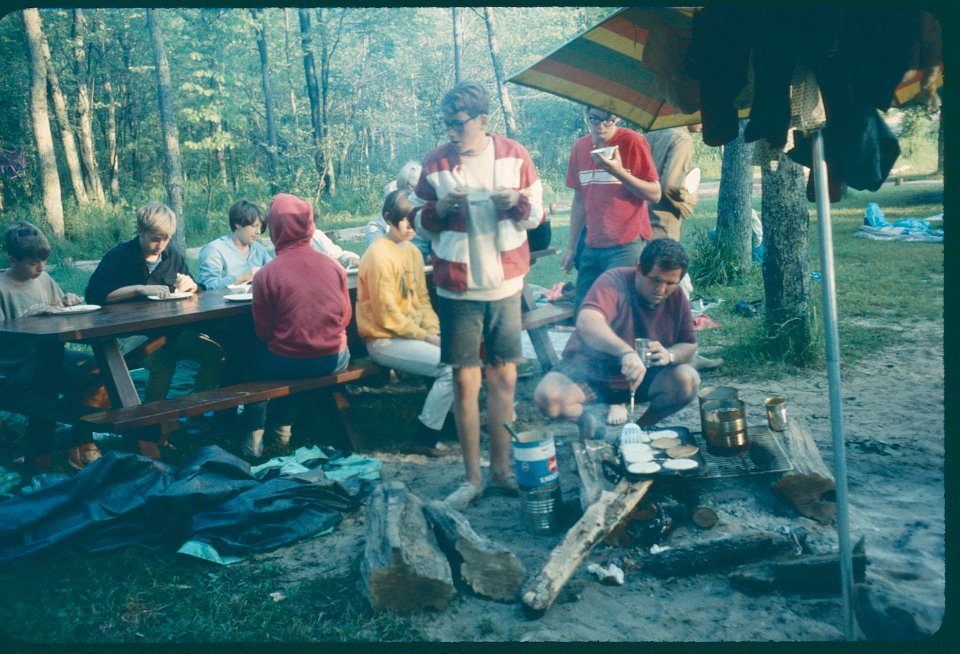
485, 361, 516, 483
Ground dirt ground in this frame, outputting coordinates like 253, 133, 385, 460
255, 316, 945, 642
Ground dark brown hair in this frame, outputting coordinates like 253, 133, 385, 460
4, 221, 51, 261
381, 189, 413, 228
639, 237, 689, 277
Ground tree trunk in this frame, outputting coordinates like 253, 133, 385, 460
483, 7, 519, 139
298, 8, 326, 198
103, 76, 121, 203
452, 8, 463, 83
317, 8, 343, 197
22, 8, 64, 237
283, 9, 300, 135
251, 8, 280, 193
759, 153, 813, 362
36, 18, 89, 207
715, 119, 754, 275
213, 72, 228, 188
72, 9, 105, 204
147, 9, 186, 254
937, 113, 943, 173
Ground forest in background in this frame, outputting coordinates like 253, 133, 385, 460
0, 6, 939, 263
0, 6, 627, 253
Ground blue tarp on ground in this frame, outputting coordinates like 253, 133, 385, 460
0, 445, 376, 563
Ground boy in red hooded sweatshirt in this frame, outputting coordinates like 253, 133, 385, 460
240, 193, 352, 458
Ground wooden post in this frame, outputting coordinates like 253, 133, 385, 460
423, 500, 528, 602
359, 481, 455, 612
521, 479, 653, 618
770, 420, 836, 524
570, 439, 614, 511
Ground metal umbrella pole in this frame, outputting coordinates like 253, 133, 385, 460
811, 130, 856, 640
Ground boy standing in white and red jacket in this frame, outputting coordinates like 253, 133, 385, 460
410, 81, 544, 510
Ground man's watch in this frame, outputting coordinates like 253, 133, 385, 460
668, 349, 675, 364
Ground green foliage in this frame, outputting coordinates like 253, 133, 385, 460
688, 227, 750, 287
0, 548, 423, 642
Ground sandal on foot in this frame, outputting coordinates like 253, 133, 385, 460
444, 482, 484, 511
65, 443, 103, 471
487, 475, 520, 497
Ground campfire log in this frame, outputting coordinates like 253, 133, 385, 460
625, 530, 802, 578
422, 500, 528, 602
770, 421, 837, 524
571, 439, 614, 511
360, 481, 456, 612
521, 479, 654, 618
729, 536, 867, 594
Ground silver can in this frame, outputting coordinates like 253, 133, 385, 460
765, 395, 788, 431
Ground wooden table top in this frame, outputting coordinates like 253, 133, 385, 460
0, 289, 251, 344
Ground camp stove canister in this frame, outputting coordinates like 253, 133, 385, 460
512, 430, 562, 535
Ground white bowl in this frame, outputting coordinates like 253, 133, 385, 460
590, 146, 618, 160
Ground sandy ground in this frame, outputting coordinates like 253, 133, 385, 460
255, 317, 944, 642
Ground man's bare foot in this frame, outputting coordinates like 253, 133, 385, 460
607, 403, 628, 425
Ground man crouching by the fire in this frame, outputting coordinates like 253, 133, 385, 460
534, 237, 699, 434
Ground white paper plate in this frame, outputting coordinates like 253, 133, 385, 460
224, 293, 253, 302
683, 167, 701, 194
55, 304, 101, 314
663, 458, 699, 471
147, 291, 192, 301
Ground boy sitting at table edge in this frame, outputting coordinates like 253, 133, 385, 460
0, 221, 105, 471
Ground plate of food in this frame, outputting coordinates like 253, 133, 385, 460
147, 291, 193, 301
48, 303, 101, 314
224, 292, 253, 302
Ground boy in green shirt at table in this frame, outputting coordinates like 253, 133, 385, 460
0, 221, 105, 472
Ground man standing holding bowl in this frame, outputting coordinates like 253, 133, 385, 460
561, 106, 661, 314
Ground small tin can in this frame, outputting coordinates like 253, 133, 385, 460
765, 396, 788, 431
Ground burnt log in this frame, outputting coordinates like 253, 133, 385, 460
729, 536, 868, 593
770, 420, 836, 524
521, 479, 654, 618
422, 500, 527, 602
571, 439, 614, 511
627, 530, 802, 578
359, 481, 455, 612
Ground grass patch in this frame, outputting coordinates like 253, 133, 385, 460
0, 547, 422, 642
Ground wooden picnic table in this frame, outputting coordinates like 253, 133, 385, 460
0, 289, 251, 411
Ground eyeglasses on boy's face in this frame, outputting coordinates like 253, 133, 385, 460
442, 115, 479, 132
587, 113, 616, 126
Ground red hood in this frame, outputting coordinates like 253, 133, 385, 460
268, 193, 315, 252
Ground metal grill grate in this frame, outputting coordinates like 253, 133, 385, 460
692, 426, 794, 478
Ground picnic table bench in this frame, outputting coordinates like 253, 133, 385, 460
79, 358, 388, 455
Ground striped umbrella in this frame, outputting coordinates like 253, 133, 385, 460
509, 6, 939, 129
508, 6, 705, 130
